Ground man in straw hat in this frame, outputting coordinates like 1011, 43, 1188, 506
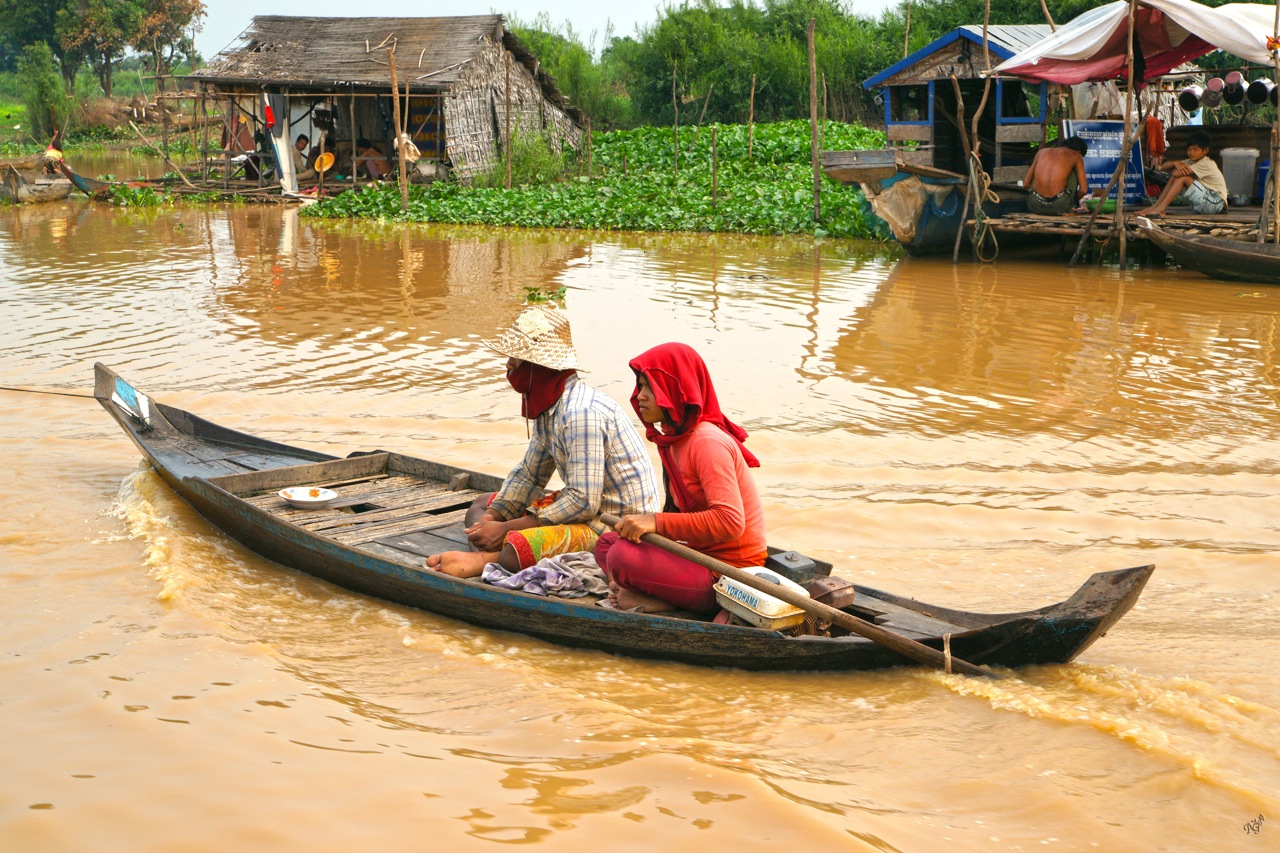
425, 305, 661, 578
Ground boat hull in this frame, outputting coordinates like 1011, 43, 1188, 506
1143, 221, 1280, 285
94, 362, 1153, 672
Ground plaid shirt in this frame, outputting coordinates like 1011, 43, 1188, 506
490, 375, 660, 532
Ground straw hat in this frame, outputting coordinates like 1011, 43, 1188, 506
484, 305, 583, 371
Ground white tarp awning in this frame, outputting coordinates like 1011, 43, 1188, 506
993, 0, 1277, 84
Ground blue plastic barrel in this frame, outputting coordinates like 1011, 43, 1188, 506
1258, 160, 1270, 203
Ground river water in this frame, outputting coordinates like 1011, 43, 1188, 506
2, 167, 1277, 850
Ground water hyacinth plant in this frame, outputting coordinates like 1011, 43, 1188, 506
303, 120, 892, 241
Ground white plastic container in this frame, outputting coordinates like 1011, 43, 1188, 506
1220, 147, 1259, 202
714, 568, 810, 630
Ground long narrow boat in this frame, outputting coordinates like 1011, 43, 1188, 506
57, 161, 113, 200
94, 363, 1153, 672
1139, 217, 1280, 285
1, 164, 73, 204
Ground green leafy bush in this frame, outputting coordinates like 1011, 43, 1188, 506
16, 44, 68, 141
473, 130, 568, 188
304, 119, 890, 241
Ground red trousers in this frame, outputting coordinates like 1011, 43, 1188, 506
594, 532, 719, 613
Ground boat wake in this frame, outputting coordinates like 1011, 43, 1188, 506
931, 663, 1280, 809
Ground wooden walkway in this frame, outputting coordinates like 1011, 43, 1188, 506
979, 206, 1267, 242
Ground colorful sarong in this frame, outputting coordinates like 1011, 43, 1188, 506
504, 524, 599, 569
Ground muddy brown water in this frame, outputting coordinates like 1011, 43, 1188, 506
2, 178, 1277, 850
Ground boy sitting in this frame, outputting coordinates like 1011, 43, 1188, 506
1137, 130, 1228, 217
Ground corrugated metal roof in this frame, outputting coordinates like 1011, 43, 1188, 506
958, 25, 1054, 55
865, 25, 1055, 89
193, 15, 513, 90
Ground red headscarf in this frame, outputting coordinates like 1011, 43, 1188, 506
507, 360, 575, 419
629, 343, 758, 510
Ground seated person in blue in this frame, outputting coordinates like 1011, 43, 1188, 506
1137, 130, 1228, 217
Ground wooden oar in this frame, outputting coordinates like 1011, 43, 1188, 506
600, 513, 1000, 679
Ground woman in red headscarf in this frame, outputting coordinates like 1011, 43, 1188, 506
595, 342, 767, 614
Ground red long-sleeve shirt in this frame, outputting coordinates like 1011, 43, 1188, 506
654, 421, 768, 567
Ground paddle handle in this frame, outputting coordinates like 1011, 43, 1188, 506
599, 514, 998, 679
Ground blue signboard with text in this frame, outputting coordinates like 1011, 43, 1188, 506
1064, 120, 1145, 203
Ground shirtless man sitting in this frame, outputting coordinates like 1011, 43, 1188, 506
1024, 136, 1089, 215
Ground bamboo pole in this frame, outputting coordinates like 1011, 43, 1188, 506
505, 52, 512, 189
1039, 0, 1057, 30
904, 1, 912, 59
808, 18, 820, 223
129, 120, 197, 188
748, 73, 756, 159
199, 89, 210, 183
349, 91, 358, 184
711, 125, 718, 209
586, 116, 592, 178
673, 62, 680, 173
1273, 3, 1280, 244
387, 48, 408, 211
1116, 0, 1138, 266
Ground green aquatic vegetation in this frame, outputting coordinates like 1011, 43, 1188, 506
108, 184, 170, 207
303, 120, 891, 240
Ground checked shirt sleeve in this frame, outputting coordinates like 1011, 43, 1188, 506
489, 431, 556, 521
534, 401, 605, 526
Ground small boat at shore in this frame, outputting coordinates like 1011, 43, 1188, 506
57, 161, 113, 200
94, 362, 1153, 673
1, 164, 73, 204
1138, 217, 1280, 285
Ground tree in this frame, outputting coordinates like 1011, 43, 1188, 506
57, 0, 144, 98
17, 41, 70, 139
0, 0, 82, 88
132, 0, 206, 80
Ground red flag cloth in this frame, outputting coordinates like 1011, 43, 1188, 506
1144, 115, 1166, 162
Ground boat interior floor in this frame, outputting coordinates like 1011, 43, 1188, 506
228, 461, 973, 640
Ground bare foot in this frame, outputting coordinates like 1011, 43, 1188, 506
424, 550, 496, 578
613, 586, 676, 614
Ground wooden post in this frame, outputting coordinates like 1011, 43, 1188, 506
711, 125, 718, 209
199, 89, 209, 183
157, 72, 170, 161
505, 51, 512, 189
904, 1, 912, 58
349, 91, 358, 184
748, 73, 756, 159
1117, 0, 1137, 266
388, 48, 408, 211
807, 18, 820, 223
1273, 2, 1280, 243
672, 62, 679, 173
586, 116, 592, 178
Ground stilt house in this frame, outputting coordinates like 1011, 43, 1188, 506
190, 15, 583, 183
864, 26, 1052, 182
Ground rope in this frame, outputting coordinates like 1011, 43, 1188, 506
0, 386, 94, 399
967, 152, 1000, 263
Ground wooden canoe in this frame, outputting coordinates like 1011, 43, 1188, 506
1, 164, 73, 204
57, 161, 113, 199
94, 363, 1153, 673
1139, 217, 1280, 285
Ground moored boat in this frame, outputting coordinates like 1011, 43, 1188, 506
1, 164, 73, 204
94, 362, 1153, 673
57, 161, 113, 199
1139, 217, 1280, 285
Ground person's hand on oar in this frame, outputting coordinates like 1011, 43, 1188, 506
599, 512, 1002, 680
613, 513, 657, 543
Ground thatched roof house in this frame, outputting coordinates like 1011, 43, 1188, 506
191, 15, 583, 182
